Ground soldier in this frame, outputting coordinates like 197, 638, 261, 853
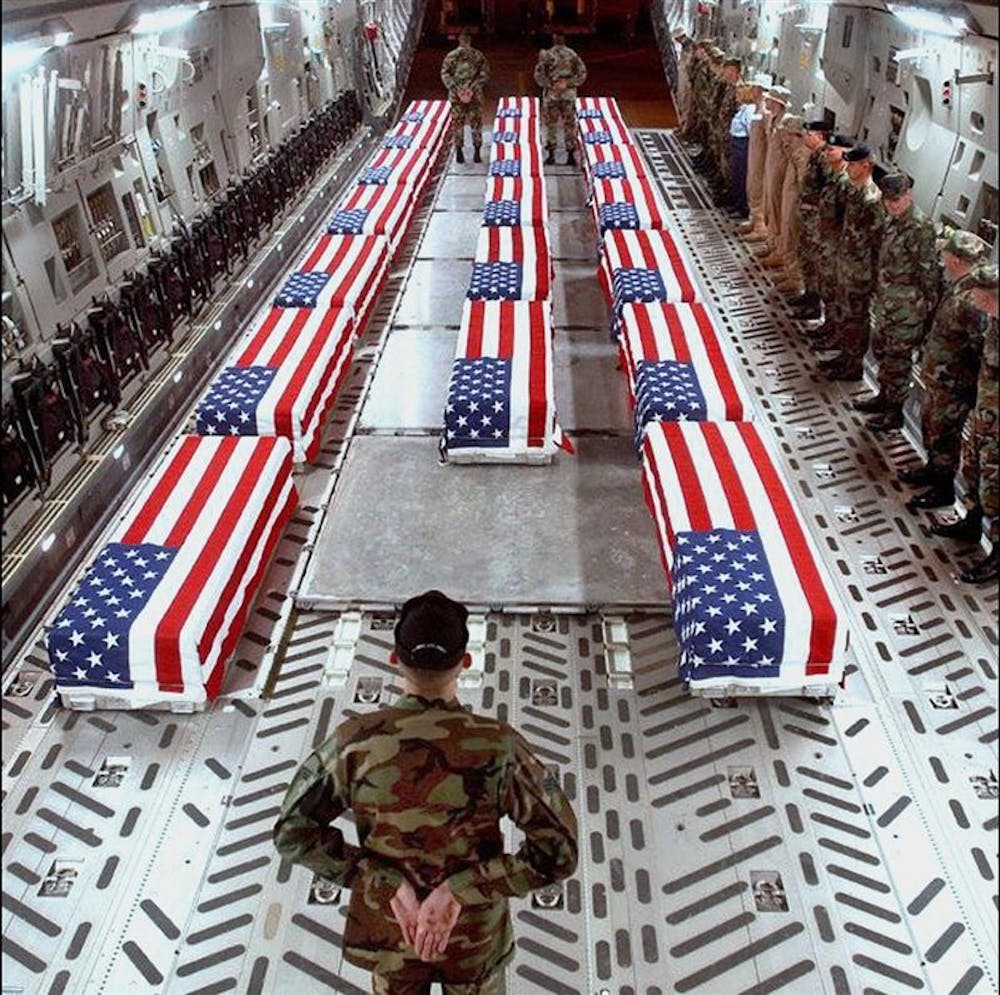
753, 86, 791, 264
738, 75, 773, 239
896, 230, 990, 506
930, 263, 998, 583
728, 82, 760, 218
534, 33, 587, 166
274, 590, 578, 994
815, 144, 882, 381
771, 114, 810, 293
440, 31, 490, 164
691, 49, 724, 172
710, 57, 742, 205
788, 122, 830, 318
679, 42, 709, 144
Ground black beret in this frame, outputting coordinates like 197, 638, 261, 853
826, 134, 854, 148
394, 590, 469, 670
878, 171, 912, 197
843, 144, 873, 161
804, 120, 828, 132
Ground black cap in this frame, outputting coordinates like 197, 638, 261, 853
804, 120, 828, 132
879, 171, 911, 197
394, 590, 469, 670
843, 144, 872, 162
826, 133, 854, 148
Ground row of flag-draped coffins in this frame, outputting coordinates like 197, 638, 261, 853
443, 97, 567, 462
580, 98, 848, 693
46, 101, 452, 707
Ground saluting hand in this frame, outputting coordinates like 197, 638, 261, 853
389, 879, 421, 949
413, 881, 462, 961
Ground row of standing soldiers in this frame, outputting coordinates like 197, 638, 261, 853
674, 35, 999, 583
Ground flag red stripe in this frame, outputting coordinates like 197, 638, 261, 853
122, 437, 200, 544
267, 308, 312, 369
273, 309, 346, 439
155, 439, 275, 690
164, 436, 238, 548
702, 422, 756, 529
663, 234, 696, 300
532, 227, 549, 297
497, 302, 516, 359
197, 449, 291, 664
466, 300, 485, 357
692, 304, 743, 419
661, 425, 713, 531
237, 308, 283, 366
642, 435, 676, 551
488, 227, 501, 256
634, 305, 661, 361
738, 424, 836, 670
526, 303, 547, 446
662, 305, 693, 362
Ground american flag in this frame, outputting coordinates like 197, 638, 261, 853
641, 421, 844, 687
296, 233, 390, 332
489, 159, 522, 177
485, 177, 548, 228
582, 131, 614, 145
577, 114, 630, 145
583, 143, 649, 183
48, 436, 297, 700
576, 96, 628, 130
196, 307, 354, 462
599, 229, 698, 309
474, 225, 552, 300
634, 360, 708, 445
382, 134, 414, 149
490, 116, 541, 144
489, 140, 544, 176
357, 146, 430, 189
445, 300, 560, 459
386, 100, 450, 152
328, 184, 416, 248
275, 271, 338, 308
577, 108, 603, 118
496, 96, 538, 118
592, 177, 667, 233
445, 357, 511, 449
619, 303, 750, 425
483, 199, 522, 227
467, 262, 524, 301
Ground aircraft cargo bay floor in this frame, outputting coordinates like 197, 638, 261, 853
2, 129, 997, 994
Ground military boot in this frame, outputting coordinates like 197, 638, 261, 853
897, 462, 937, 486
566, 148, 576, 167
930, 510, 982, 541
907, 476, 955, 511
788, 291, 819, 309
744, 229, 770, 244
853, 391, 887, 414
760, 253, 785, 269
960, 548, 999, 584
866, 408, 904, 432
472, 145, 482, 163
545, 148, 556, 166
455, 147, 465, 164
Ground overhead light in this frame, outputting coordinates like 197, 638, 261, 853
2, 40, 50, 77
886, 4, 968, 37
41, 532, 57, 552
131, 4, 205, 35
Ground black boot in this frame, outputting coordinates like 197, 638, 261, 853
472, 145, 481, 163
866, 408, 904, 432
793, 305, 823, 321
906, 479, 955, 511
930, 511, 983, 541
455, 147, 465, 164
960, 548, 999, 584
545, 148, 556, 165
898, 463, 937, 486
853, 391, 887, 414
789, 291, 818, 308
565, 148, 576, 167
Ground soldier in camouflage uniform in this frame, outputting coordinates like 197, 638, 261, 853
788, 122, 830, 318
896, 229, 991, 509
931, 264, 999, 583
709, 57, 742, 204
815, 144, 882, 381
534, 33, 587, 166
691, 49, 724, 172
274, 590, 578, 993
441, 31, 490, 164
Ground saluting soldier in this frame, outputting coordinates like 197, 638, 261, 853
710, 57, 742, 205
534, 33, 587, 166
930, 264, 999, 583
815, 144, 882, 381
274, 590, 578, 994
788, 122, 830, 319
896, 229, 990, 507
441, 31, 490, 164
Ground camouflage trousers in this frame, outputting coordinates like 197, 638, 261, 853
921, 372, 978, 474
450, 99, 483, 149
798, 212, 821, 294
872, 316, 925, 408
372, 966, 506, 994
542, 98, 576, 150
826, 282, 873, 368
959, 371, 1000, 542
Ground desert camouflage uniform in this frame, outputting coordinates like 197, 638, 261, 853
825, 177, 882, 372
960, 314, 999, 542
441, 45, 490, 150
797, 150, 828, 298
919, 275, 988, 474
534, 44, 587, 151
870, 201, 938, 406
274, 694, 578, 987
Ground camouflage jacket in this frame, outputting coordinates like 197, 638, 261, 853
715, 81, 738, 143
534, 45, 587, 101
874, 201, 938, 318
818, 167, 848, 238
441, 46, 489, 98
799, 149, 828, 216
834, 178, 883, 287
273, 694, 578, 982
921, 273, 988, 384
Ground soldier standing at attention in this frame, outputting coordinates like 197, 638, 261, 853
710, 57, 742, 206
441, 31, 490, 164
788, 122, 830, 319
534, 33, 587, 166
274, 590, 578, 994
896, 229, 990, 507
931, 264, 999, 583
815, 144, 882, 382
